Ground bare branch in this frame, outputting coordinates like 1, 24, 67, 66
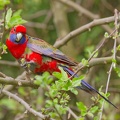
2, 89, 48, 119
0, 77, 38, 88
54, 16, 116, 48
54, 0, 119, 48
0, 72, 26, 99
0, 60, 19, 67
99, 9, 120, 120
57, 0, 99, 19
1, 56, 120, 87
25, 21, 47, 29
68, 108, 78, 119
26, 10, 48, 19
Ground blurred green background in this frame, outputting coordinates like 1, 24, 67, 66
0, 0, 120, 120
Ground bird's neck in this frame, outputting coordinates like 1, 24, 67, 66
6, 39, 27, 59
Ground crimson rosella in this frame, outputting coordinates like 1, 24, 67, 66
6, 25, 117, 108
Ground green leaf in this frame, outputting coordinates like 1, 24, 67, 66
2, 44, 7, 54
52, 72, 62, 79
77, 117, 84, 120
5, 8, 12, 29
84, 45, 95, 58
94, 116, 99, 120
45, 100, 53, 107
62, 80, 72, 91
72, 75, 84, 87
13, 9, 22, 17
104, 32, 109, 38
76, 102, 87, 116
72, 79, 81, 87
117, 45, 120, 51
114, 67, 120, 77
90, 106, 98, 113
59, 66, 68, 81
49, 89, 58, 98
5, 9, 27, 29
48, 112, 58, 118
34, 76, 42, 85
112, 58, 116, 63
70, 88, 78, 95
53, 98, 58, 104
0, 98, 17, 110
81, 58, 89, 66
0, 0, 10, 10
18, 87, 27, 96
55, 104, 68, 114
87, 112, 94, 117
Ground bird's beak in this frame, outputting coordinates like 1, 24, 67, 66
16, 32, 23, 42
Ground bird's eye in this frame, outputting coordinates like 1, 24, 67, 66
14, 27, 16, 32
16, 32, 23, 42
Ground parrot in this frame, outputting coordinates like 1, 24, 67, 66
6, 25, 117, 108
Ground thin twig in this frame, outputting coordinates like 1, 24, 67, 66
68, 108, 78, 119
1, 56, 120, 87
57, 0, 99, 19
54, 0, 120, 48
1, 6, 7, 43
88, 27, 118, 62
69, 27, 118, 79
25, 21, 47, 29
26, 10, 48, 19
99, 64, 113, 120
99, 9, 119, 120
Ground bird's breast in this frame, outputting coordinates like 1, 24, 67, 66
6, 39, 27, 59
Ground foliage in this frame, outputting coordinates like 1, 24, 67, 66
34, 68, 83, 119
0, 0, 10, 10
5, 8, 27, 29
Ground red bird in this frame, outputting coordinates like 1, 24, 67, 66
6, 25, 117, 108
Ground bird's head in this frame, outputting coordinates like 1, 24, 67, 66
9, 25, 27, 44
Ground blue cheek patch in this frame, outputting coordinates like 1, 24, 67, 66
19, 36, 26, 44
10, 34, 26, 44
10, 34, 17, 43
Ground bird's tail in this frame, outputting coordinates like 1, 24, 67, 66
61, 65, 118, 109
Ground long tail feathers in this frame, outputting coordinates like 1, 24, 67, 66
61, 65, 118, 109
79, 80, 118, 109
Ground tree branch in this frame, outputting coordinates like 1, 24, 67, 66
1, 56, 120, 87
54, 0, 120, 48
54, 16, 116, 48
68, 108, 78, 119
0, 60, 19, 67
0, 77, 38, 88
57, 0, 99, 19
99, 9, 120, 120
78, 56, 120, 70
2, 89, 50, 119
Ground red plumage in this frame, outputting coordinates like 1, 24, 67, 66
25, 52, 60, 74
6, 39, 27, 59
